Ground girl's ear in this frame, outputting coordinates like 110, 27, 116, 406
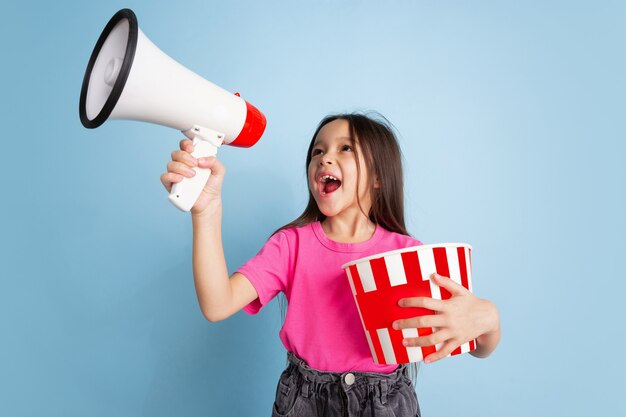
374, 177, 381, 189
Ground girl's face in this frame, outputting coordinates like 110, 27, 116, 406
307, 119, 374, 219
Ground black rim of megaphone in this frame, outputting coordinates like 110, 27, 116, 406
79, 9, 138, 129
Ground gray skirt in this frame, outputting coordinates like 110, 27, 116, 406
271, 352, 421, 417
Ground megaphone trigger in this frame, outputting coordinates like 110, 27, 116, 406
168, 126, 224, 212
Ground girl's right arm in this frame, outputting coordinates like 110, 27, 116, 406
161, 139, 258, 322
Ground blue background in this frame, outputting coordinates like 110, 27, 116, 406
1, 1, 624, 416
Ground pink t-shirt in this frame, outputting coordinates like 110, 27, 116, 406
237, 221, 422, 373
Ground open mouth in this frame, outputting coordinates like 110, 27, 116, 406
319, 174, 342, 195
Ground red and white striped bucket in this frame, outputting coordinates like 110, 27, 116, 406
342, 243, 476, 365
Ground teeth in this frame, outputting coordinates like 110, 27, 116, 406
320, 175, 338, 183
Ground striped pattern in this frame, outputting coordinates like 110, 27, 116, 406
344, 244, 476, 365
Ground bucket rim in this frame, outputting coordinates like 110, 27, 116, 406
341, 242, 472, 270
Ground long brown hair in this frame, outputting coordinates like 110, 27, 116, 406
275, 112, 420, 383
273, 111, 410, 236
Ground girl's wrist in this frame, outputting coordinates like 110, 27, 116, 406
471, 300, 501, 358
480, 299, 500, 336
191, 200, 223, 222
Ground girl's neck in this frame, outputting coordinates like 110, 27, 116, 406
320, 215, 377, 243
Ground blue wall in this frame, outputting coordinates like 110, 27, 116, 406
1, 1, 624, 416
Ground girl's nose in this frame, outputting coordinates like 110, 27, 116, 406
320, 155, 333, 165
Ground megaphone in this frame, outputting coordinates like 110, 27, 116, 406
79, 8, 266, 212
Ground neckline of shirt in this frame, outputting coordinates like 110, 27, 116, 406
311, 221, 384, 253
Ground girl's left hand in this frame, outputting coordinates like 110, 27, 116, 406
393, 273, 500, 364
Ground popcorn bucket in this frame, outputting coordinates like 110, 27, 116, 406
342, 243, 476, 365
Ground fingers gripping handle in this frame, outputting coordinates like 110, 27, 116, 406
169, 127, 223, 212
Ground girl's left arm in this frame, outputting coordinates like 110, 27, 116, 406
394, 273, 501, 363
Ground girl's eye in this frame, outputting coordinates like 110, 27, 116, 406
342, 145, 353, 152
312, 149, 323, 156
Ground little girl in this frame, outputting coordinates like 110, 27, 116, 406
161, 113, 501, 417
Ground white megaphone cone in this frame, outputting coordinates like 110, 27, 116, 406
79, 8, 266, 212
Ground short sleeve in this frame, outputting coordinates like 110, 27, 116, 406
237, 231, 292, 315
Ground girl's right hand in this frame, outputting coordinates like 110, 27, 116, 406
160, 139, 226, 216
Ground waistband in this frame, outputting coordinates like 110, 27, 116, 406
287, 351, 408, 385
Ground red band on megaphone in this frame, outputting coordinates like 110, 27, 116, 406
230, 100, 266, 148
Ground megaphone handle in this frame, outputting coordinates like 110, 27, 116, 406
169, 128, 223, 212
